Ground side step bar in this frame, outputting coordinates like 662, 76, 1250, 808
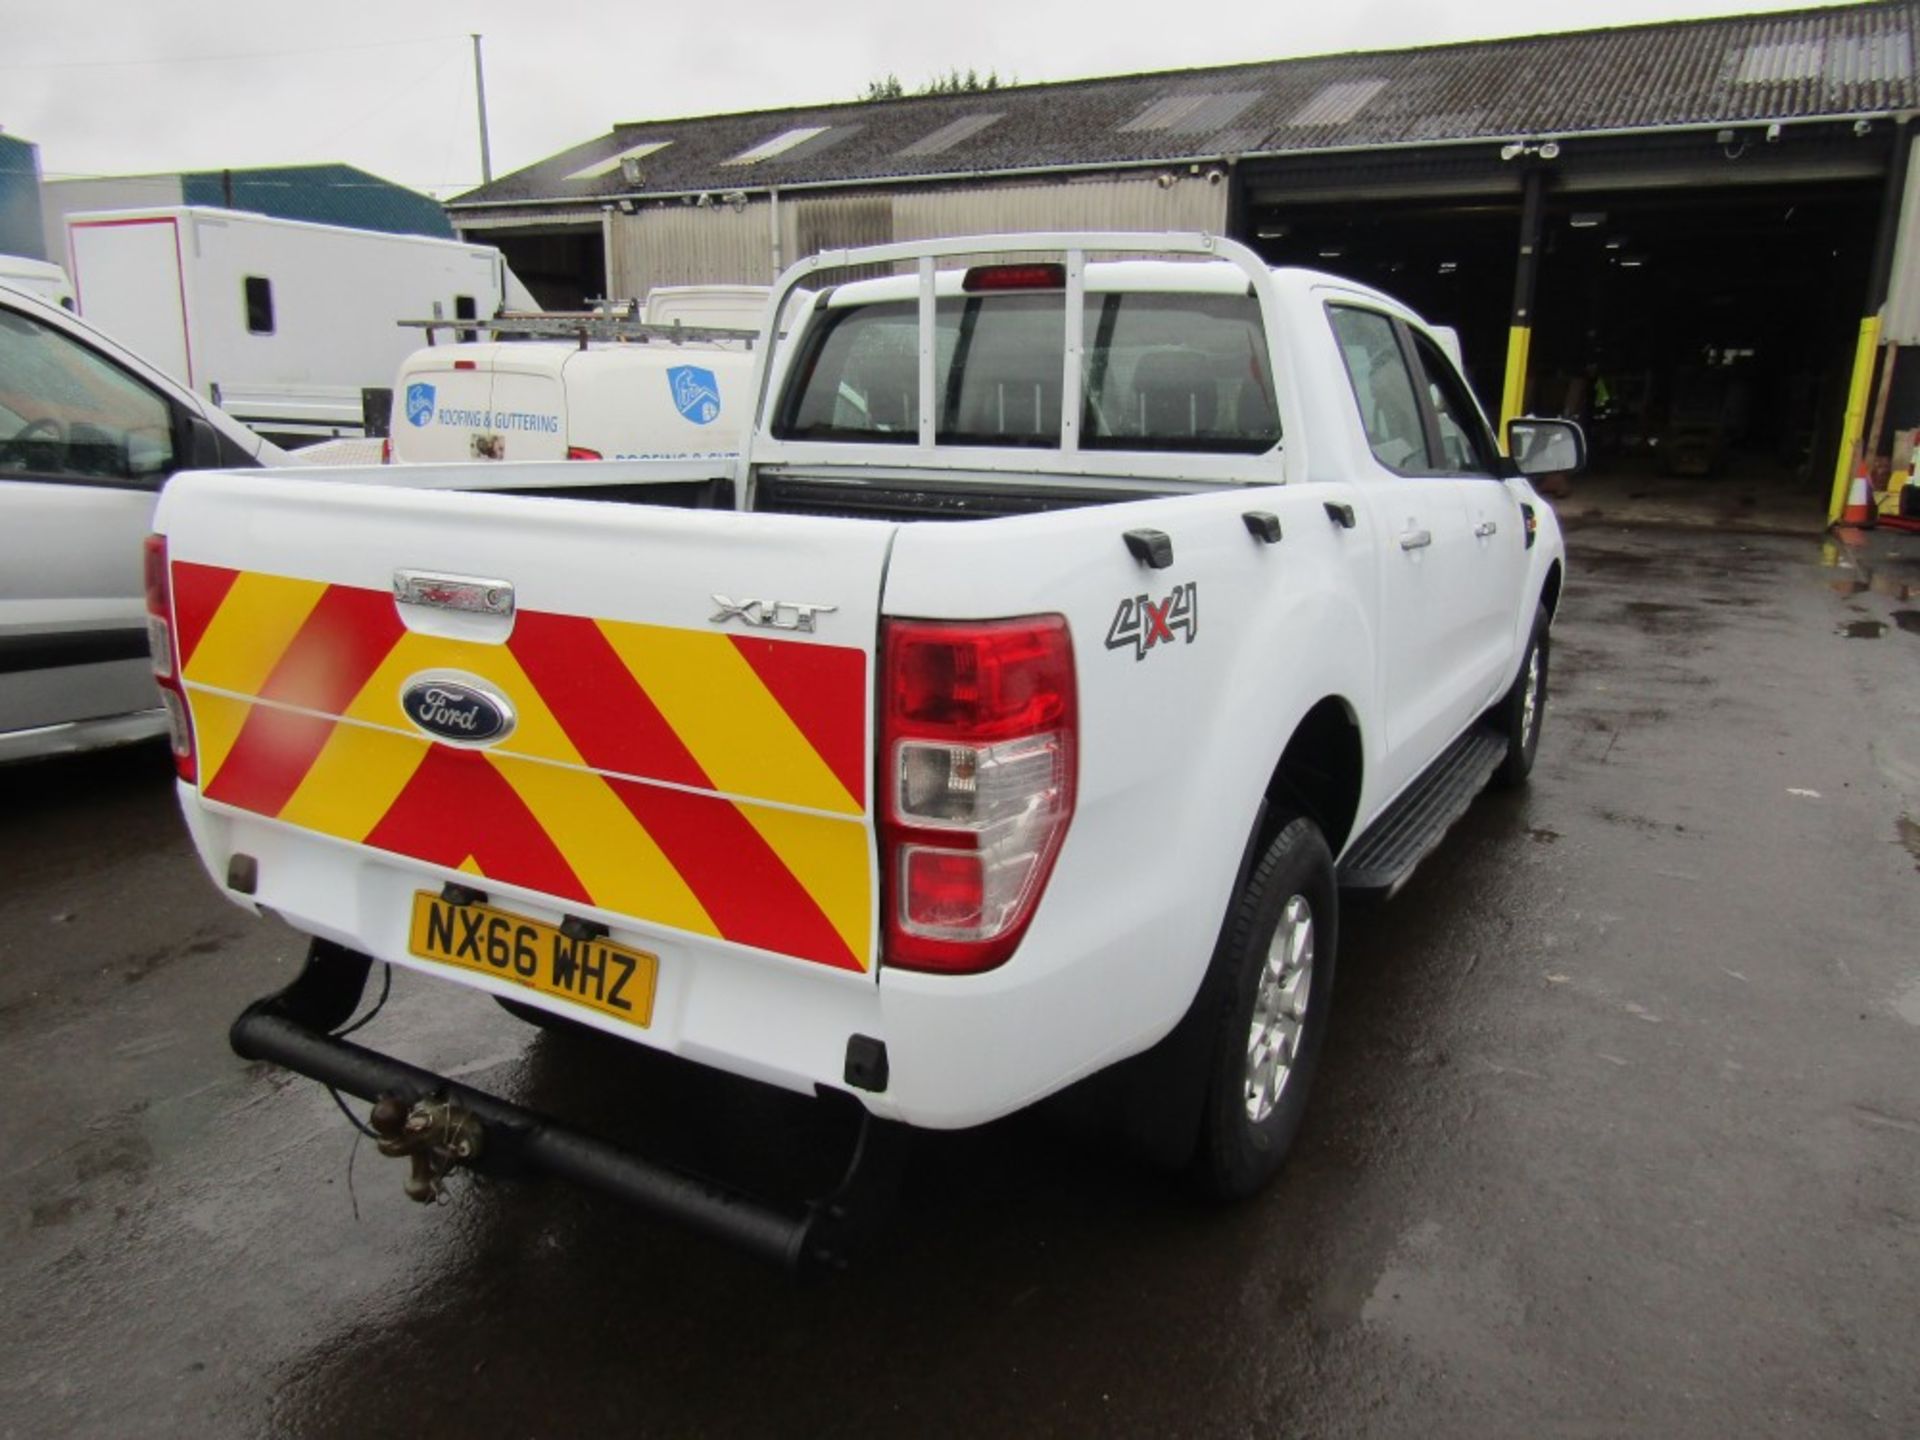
231, 940, 903, 1279
1338, 725, 1507, 899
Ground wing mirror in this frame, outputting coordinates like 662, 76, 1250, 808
182, 409, 225, 470
1506, 417, 1586, 477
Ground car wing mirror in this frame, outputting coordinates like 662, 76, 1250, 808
182, 408, 224, 470
1506, 417, 1586, 477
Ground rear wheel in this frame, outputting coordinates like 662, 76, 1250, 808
1193, 812, 1338, 1200
1493, 603, 1550, 790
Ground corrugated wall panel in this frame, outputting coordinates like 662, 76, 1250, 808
1883, 151, 1920, 343
609, 201, 777, 296
608, 178, 1232, 296
891, 177, 1229, 257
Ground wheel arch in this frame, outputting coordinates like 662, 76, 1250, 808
1263, 694, 1365, 860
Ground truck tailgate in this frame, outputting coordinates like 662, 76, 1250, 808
156, 469, 885, 977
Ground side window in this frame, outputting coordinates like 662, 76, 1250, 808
1410, 332, 1496, 476
1328, 305, 1429, 473
244, 276, 274, 335
0, 307, 178, 486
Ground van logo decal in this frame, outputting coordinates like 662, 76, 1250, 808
668, 365, 721, 425
399, 673, 516, 746
405, 381, 437, 428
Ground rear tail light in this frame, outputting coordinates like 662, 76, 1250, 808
880, 616, 1076, 973
566, 446, 603, 461
380, 435, 393, 464
143, 533, 196, 783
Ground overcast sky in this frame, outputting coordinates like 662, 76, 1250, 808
0, 0, 1865, 197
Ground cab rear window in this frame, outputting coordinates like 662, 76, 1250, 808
774, 291, 1279, 453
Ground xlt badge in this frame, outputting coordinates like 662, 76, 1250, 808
710, 594, 837, 634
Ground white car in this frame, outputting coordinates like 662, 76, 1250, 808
150, 233, 1576, 1270
0, 281, 285, 763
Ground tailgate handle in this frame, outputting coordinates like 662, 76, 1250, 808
394, 570, 516, 618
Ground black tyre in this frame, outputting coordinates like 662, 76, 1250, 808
1193, 813, 1339, 1200
1493, 603, 1550, 790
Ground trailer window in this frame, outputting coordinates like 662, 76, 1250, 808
243, 276, 274, 336
776, 290, 1279, 453
455, 294, 477, 344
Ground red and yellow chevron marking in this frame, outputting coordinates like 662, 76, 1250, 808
172, 563, 872, 972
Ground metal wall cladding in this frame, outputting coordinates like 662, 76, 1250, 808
609, 176, 1232, 291
890, 176, 1230, 259
609, 201, 778, 295
1883, 154, 1920, 344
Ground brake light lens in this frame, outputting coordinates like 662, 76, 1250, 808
881, 616, 1076, 973
962, 263, 1067, 293
142, 534, 196, 783
566, 446, 603, 461
380, 435, 393, 464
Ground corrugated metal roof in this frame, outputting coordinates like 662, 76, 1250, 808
453, 2, 1920, 210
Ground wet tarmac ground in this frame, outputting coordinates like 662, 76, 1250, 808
3, 522, 1918, 1438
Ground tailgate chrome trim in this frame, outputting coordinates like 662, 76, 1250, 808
393, 570, 515, 617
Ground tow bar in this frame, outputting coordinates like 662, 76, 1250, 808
230, 940, 905, 1278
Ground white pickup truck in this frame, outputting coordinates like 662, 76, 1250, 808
146, 233, 1574, 1272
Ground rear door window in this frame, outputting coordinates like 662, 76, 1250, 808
775, 288, 1280, 454
1328, 305, 1430, 473
0, 306, 178, 486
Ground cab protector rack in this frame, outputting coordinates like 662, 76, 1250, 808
398, 313, 758, 350
230, 939, 903, 1278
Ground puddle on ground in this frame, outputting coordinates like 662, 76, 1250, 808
1900, 815, 1920, 871
1838, 619, 1888, 639
1893, 610, 1920, 635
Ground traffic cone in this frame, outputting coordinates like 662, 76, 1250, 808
1841, 463, 1875, 527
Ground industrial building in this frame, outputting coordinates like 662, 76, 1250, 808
461, 4, 1920, 517
38, 162, 455, 262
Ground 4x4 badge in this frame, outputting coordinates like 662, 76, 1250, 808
1106, 581, 1198, 660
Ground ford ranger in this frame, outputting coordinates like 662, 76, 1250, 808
145, 233, 1576, 1272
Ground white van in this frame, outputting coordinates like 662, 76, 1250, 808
66, 206, 529, 448
387, 323, 758, 465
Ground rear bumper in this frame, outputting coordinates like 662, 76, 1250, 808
184, 791, 1212, 1130
233, 939, 900, 1276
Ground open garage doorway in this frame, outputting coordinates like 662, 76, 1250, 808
472, 224, 607, 311
1246, 200, 1519, 413
1528, 183, 1878, 523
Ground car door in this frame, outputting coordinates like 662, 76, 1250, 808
1406, 327, 1528, 711
0, 300, 188, 746
1327, 303, 1482, 798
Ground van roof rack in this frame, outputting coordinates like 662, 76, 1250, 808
397, 312, 757, 350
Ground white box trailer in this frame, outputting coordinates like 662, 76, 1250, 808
65, 206, 531, 447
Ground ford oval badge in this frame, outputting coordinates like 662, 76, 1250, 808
400, 673, 515, 746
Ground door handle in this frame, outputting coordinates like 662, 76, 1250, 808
1474, 520, 1498, 538
1399, 528, 1433, 551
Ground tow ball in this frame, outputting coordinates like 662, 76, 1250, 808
369, 1093, 483, 1202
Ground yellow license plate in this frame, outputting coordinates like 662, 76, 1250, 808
408, 892, 658, 1028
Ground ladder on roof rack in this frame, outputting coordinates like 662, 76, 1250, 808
397, 313, 757, 350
